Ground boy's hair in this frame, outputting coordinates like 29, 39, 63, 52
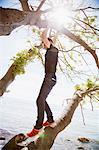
48, 38, 53, 43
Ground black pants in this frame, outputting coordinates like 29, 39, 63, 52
34, 74, 56, 129
34, 47, 58, 129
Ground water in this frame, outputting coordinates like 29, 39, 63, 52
0, 96, 99, 150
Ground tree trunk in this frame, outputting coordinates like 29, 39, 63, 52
0, 65, 15, 96
2, 87, 98, 150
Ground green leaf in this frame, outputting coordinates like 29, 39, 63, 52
90, 18, 95, 23
75, 84, 81, 90
86, 79, 94, 89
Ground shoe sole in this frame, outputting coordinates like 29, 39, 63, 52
17, 129, 44, 147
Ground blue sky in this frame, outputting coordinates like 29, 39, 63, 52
0, 0, 99, 7
95, 0, 99, 4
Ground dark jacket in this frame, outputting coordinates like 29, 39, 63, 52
45, 44, 58, 74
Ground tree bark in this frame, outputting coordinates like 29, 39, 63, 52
0, 8, 25, 35
0, 7, 42, 35
2, 87, 99, 150
0, 65, 15, 96
19, 0, 31, 11
0, 0, 45, 35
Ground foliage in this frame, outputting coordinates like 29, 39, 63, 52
75, 78, 98, 91
74, 78, 99, 102
11, 47, 39, 75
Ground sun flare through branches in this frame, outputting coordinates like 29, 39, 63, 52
46, 2, 73, 29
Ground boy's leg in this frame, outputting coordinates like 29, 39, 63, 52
34, 74, 56, 129
45, 101, 54, 123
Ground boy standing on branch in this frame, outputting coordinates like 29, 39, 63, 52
27, 29, 58, 137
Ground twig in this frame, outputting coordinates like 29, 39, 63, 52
75, 7, 99, 11
89, 95, 94, 111
73, 19, 87, 30
75, 18, 99, 32
81, 10, 90, 24
93, 95, 99, 102
80, 103, 85, 125
36, 0, 46, 12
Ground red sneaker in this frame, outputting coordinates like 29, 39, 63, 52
43, 121, 53, 127
43, 121, 57, 128
26, 128, 40, 137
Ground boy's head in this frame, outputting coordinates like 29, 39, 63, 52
42, 38, 53, 49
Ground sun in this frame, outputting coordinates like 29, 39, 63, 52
46, 4, 73, 29
53, 7, 71, 25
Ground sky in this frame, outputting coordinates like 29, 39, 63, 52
95, 0, 99, 4
0, 0, 99, 103
0, 0, 99, 8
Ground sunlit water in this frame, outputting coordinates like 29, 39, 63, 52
0, 96, 99, 150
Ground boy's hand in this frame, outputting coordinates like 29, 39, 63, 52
41, 29, 51, 48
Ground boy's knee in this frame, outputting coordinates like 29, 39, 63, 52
45, 73, 57, 86
51, 77, 56, 86
36, 97, 43, 106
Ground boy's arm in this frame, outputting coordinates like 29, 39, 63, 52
41, 29, 51, 48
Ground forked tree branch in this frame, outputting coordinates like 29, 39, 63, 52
19, 0, 31, 11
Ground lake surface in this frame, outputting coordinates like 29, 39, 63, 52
0, 96, 99, 150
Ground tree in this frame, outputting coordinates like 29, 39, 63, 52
0, 0, 99, 149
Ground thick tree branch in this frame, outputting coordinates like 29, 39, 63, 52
54, 86, 99, 133
36, 0, 46, 12
19, 0, 31, 11
0, 65, 15, 96
0, 8, 25, 35
0, 7, 42, 35
61, 28, 99, 69
0, 6, 47, 35
2, 86, 99, 150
